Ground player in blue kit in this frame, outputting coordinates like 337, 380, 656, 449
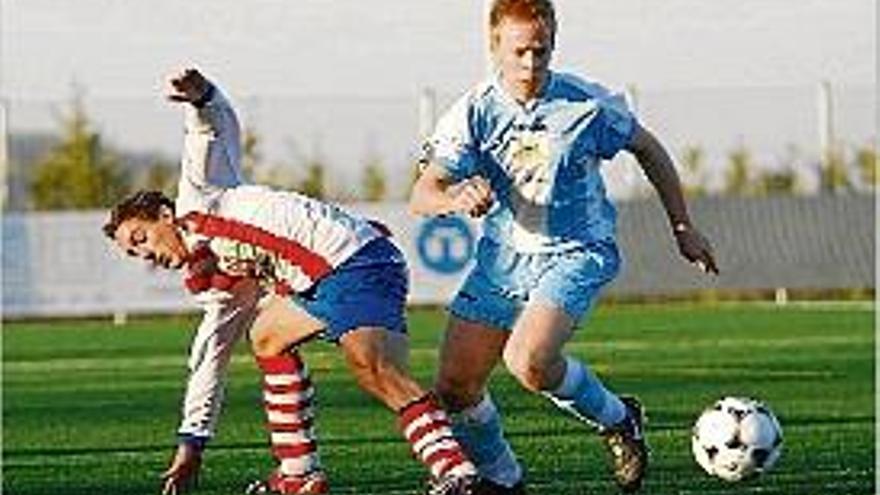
409, 0, 718, 493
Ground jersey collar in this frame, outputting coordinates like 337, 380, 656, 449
492, 70, 556, 113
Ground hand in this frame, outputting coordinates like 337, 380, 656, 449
166, 68, 211, 104
186, 243, 220, 278
674, 225, 719, 275
449, 177, 494, 217
160, 443, 202, 495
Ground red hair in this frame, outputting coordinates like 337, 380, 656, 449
489, 0, 557, 43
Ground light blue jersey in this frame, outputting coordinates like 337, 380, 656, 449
428, 72, 635, 326
427, 71, 636, 253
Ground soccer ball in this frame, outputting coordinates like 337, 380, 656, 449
691, 396, 783, 481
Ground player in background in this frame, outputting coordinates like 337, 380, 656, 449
409, 0, 718, 493
103, 69, 479, 495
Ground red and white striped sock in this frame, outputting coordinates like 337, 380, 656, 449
399, 394, 477, 480
256, 351, 322, 478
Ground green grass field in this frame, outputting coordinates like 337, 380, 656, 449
4, 303, 875, 495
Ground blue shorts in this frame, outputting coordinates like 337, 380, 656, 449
294, 238, 408, 344
449, 238, 620, 330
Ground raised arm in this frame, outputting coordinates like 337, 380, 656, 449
166, 68, 245, 215
626, 123, 719, 274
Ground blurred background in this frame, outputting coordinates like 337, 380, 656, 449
1, 0, 876, 318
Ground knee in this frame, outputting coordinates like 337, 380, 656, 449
251, 329, 283, 358
502, 346, 556, 393
435, 371, 483, 412
251, 330, 292, 357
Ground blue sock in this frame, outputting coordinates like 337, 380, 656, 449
451, 394, 522, 487
544, 356, 626, 428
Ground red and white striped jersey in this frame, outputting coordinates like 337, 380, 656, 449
180, 185, 383, 294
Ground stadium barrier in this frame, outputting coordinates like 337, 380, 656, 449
1, 195, 873, 319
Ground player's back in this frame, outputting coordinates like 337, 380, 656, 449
212, 185, 382, 270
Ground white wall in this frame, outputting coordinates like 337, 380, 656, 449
3, 196, 874, 318
1, 204, 478, 318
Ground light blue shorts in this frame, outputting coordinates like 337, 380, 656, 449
449, 238, 620, 330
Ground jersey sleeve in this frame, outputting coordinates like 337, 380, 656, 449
176, 87, 246, 215
422, 92, 480, 182
590, 91, 637, 160
176, 283, 257, 443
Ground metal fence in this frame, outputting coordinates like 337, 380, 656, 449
612, 194, 874, 295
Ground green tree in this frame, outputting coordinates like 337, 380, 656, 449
756, 170, 798, 196
299, 160, 326, 200
819, 146, 851, 194
854, 144, 878, 190
755, 144, 799, 196
241, 127, 261, 182
361, 157, 387, 202
31, 98, 129, 209
142, 159, 177, 197
679, 145, 707, 197
244, 128, 302, 190
723, 144, 753, 196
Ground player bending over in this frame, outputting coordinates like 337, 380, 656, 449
103, 69, 478, 495
409, 0, 718, 493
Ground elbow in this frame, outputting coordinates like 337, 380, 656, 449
407, 181, 431, 217
408, 195, 428, 217
408, 167, 452, 217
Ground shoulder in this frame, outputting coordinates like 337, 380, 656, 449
442, 78, 496, 118
432, 79, 492, 140
550, 71, 615, 101
212, 185, 274, 219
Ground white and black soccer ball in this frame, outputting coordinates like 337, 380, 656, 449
691, 396, 783, 482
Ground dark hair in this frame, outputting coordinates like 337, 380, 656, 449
102, 190, 175, 240
489, 0, 557, 43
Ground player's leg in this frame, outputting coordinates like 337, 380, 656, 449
305, 238, 478, 494
437, 246, 528, 493
435, 317, 525, 493
247, 296, 329, 495
504, 242, 647, 492
504, 302, 627, 426
505, 301, 647, 492
434, 317, 506, 411
338, 327, 423, 410
338, 327, 479, 487
250, 295, 325, 357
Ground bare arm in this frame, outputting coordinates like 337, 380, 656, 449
409, 163, 494, 218
627, 123, 719, 274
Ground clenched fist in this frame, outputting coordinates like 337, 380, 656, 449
166, 68, 212, 105
448, 176, 494, 218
